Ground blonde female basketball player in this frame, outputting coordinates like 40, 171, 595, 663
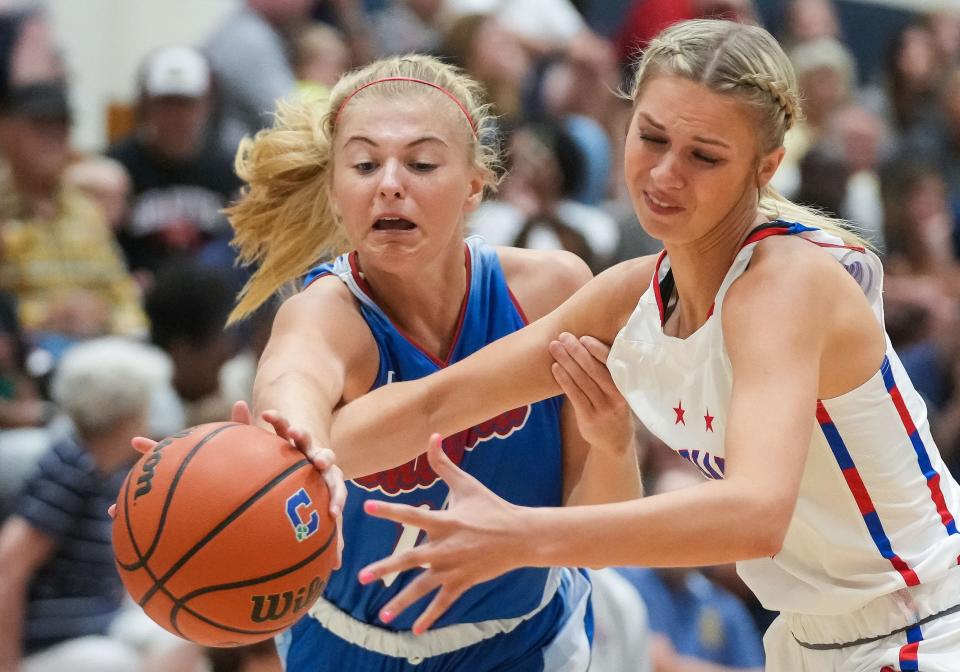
217, 54, 641, 671
330, 20, 960, 672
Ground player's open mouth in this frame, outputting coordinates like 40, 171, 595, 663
373, 217, 417, 231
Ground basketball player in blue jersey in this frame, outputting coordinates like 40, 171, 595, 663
330, 21, 960, 672
217, 55, 642, 671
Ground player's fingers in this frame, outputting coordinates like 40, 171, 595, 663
579, 335, 611, 361
358, 544, 433, 585
305, 443, 335, 470
425, 433, 475, 490
261, 410, 292, 438
549, 337, 604, 403
131, 436, 156, 454
231, 400, 253, 425
324, 464, 347, 517
107, 503, 117, 519
334, 516, 344, 570
578, 335, 622, 397
376, 571, 438, 624
551, 362, 593, 412
363, 499, 437, 530
560, 333, 615, 391
413, 583, 466, 634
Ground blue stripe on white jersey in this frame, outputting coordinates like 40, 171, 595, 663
302, 237, 565, 629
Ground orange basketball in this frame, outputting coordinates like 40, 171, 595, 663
112, 422, 337, 647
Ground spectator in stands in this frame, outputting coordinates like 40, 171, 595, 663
292, 22, 351, 98
144, 261, 240, 430
107, 45, 242, 283
772, 37, 855, 197
0, 292, 46, 429
619, 467, 765, 672
0, 336, 172, 672
779, 0, 840, 49
927, 7, 960, 69
442, 13, 532, 124
207, 0, 316, 155
63, 155, 132, 235
614, 0, 756, 65
469, 120, 619, 272
444, 0, 612, 68
861, 20, 942, 148
826, 104, 890, 243
369, 0, 444, 56
0, 6, 146, 342
892, 64, 960, 244
879, 160, 960, 415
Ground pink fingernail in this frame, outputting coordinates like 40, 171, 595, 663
358, 569, 375, 584
364, 500, 378, 514
413, 624, 425, 636
380, 610, 394, 623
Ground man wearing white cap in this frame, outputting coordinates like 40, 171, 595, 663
107, 45, 242, 282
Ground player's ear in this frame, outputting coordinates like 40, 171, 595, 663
756, 146, 785, 189
464, 168, 485, 213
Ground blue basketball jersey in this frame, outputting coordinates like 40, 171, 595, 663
302, 238, 565, 630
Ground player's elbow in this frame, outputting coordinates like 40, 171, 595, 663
742, 495, 793, 558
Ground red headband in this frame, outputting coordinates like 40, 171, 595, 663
335, 77, 477, 135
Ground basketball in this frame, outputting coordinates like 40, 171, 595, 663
111, 422, 337, 647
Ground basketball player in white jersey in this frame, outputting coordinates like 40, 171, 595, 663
326, 19, 960, 672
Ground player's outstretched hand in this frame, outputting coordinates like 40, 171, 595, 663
258, 407, 347, 569
549, 333, 634, 453
359, 434, 529, 634
110, 401, 258, 519
129, 400, 253, 454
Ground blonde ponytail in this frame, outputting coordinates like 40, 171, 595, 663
759, 186, 870, 249
226, 95, 346, 323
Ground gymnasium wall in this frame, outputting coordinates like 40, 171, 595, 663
44, 0, 239, 151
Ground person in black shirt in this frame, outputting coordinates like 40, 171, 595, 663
107, 45, 242, 283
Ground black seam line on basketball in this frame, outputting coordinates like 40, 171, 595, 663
119, 424, 242, 571
168, 525, 336, 636
116, 466, 168, 603
138, 458, 313, 609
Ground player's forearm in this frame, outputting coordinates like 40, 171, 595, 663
0, 577, 27, 670
255, 368, 431, 484
330, 377, 443, 480
565, 438, 642, 506
522, 479, 788, 569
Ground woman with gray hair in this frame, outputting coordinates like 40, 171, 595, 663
329, 18, 960, 671
0, 337, 171, 672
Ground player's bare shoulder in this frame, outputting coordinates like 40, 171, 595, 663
268, 274, 378, 394
736, 233, 855, 303
495, 247, 592, 321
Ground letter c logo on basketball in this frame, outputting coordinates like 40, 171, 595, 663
285, 488, 320, 542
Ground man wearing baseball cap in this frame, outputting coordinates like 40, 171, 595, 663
107, 45, 243, 281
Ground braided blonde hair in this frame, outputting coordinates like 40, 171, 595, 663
226, 54, 499, 323
628, 19, 867, 247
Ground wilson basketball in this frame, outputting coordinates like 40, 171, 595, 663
112, 422, 337, 647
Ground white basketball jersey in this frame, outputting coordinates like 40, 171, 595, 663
607, 222, 960, 616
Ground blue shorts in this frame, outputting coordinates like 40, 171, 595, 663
277, 568, 593, 672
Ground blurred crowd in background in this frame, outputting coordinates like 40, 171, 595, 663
0, 0, 959, 670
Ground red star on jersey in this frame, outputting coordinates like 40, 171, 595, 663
704, 410, 714, 432
673, 401, 686, 425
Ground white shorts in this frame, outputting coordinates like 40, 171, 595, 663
764, 566, 960, 671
